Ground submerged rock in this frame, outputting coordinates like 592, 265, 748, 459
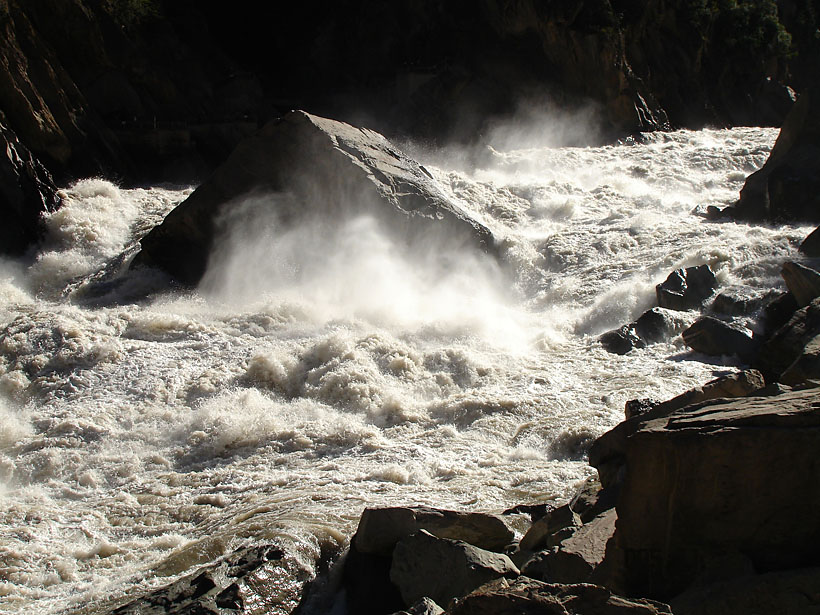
106, 543, 327, 615
132, 111, 496, 285
599, 308, 687, 355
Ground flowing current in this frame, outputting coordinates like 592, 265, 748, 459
0, 126, 809, 613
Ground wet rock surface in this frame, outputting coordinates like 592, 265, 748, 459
656, 265, 717, 311
106, 543, 328, 615
132, 111, 497, 285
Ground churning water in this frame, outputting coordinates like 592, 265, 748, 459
0, 126, 810, 613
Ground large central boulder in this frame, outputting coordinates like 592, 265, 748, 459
131, 111, 496, 285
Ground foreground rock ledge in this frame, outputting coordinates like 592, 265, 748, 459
608, 387, 820, 600
131, 111, 496, 285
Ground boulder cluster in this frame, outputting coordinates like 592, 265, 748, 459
335, 365, 820, 614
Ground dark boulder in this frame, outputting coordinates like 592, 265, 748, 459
755, 297, 820, 382
681, 316, 758, 360
0, 116, 61, 255
132, 111, 496, 286
711, 291, 762, 317
599, 325, 645, 355
624, 398, 659, 420
799, 226, 820, 257
520, 509, 617, 585
519, 504, 582, 554
390, 530, 518, 609
344, 506, 513, 615
780, 334, 820, 386
780, 261, 820, 308
656, 265, 716, 311
599, 308, 687, 355
761, 291, 800, 337
352, 507, 514, 557
390, 597, 445, 615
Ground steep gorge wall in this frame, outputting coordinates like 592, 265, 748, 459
0, 0, 816, 254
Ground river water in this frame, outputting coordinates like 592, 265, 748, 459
0, 126, 810, 613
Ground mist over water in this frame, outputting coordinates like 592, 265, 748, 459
0, 125, 811, 614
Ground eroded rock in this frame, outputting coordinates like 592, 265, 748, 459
590, 369, 765, 489
733, 86, 820, 222
0, 116, 61, 255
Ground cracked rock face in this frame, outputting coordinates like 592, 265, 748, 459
132, 111, 496, 286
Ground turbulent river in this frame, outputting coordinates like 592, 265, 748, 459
0, 126, 810, 613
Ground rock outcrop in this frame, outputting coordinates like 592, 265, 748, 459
343, 506, 513, 615
755, 297, 820, 382
132, 111, 496, 285
732, 85, 820, 222
0, 115, 61, 255
106, 542, 332, 615
589, 369, 765, 488
604, 388, 820, 599
354, 507, 514, 557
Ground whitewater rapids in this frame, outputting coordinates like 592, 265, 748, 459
0, 126, 811, 613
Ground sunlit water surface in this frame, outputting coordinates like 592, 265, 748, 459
0, 127, 811, 613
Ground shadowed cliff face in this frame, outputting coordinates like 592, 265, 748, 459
0, 0, 815, 255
